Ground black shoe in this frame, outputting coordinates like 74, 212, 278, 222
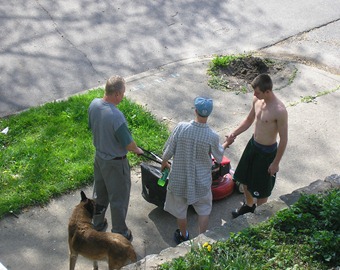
123, 229, 133, 242
232, 203, 256, 218
174, 229, 190, 244
93, 218, 108, 231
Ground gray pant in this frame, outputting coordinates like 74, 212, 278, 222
92, 155, 131, 235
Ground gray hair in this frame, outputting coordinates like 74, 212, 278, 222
105, 75, 125, 95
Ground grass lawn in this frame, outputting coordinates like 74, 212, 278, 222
0, 88, 169, 218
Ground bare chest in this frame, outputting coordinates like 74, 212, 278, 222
255, 102, 277, 124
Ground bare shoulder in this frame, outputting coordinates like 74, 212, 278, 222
275, 96, 286, 108
274, 97, 288, 119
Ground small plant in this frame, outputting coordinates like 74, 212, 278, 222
208, 54, 248, 76
239, 86, 249, 94
288, 101, 300, 107
316, 86, 339, 97
288, 67, 298, 85
300, 95, 317, 103
287, 85, 340, 107
263, 58, 276, 66
207, 54, 249, 92
207, 74, 231, 91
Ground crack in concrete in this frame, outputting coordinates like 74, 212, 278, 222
259, 18, 340, 50
258, 18, 340, 74
35, 0, 101, 76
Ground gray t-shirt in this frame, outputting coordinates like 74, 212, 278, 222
88, 98, 133, 160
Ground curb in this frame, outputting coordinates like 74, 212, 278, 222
0, 263, 7, 270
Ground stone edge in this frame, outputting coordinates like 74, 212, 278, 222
123, 174, 340, 269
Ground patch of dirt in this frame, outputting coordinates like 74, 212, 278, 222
209, 56, 297, 92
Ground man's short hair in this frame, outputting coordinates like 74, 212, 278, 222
105, 75, 125, 95
251, 74, 273, 93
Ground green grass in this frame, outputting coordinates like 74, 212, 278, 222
207, 54, 248, 75
160, 189, 340, 270
0, 88, 169, 218
207, 54, 248, 92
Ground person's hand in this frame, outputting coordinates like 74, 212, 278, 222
268, 163, 279, 176
161, 160, 171, 171
135, 147, 144, 155
225, 133, 236, 146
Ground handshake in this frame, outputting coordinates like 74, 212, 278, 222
223, 133, 237, 149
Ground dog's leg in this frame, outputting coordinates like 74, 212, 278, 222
129, 248, 137, 263
93, 260, 98, 270
108, 259, 123, 270
69, 253, 78, 270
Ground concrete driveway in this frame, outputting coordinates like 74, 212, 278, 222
1, 0, 339, 117
0, 1, 340, 269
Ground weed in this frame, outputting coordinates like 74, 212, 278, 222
287, 85, 340, 107
207, 54, 250, 92
288, 67, 298, 85
207, 54, 248, 76
207, 74, 231, 91
263, 58, 276, 66
301, 95, 317, 103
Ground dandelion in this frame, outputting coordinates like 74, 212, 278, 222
203, 242, 212, 252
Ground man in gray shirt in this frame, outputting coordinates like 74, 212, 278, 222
88, 75, 143, 241
161, 97, 234, 244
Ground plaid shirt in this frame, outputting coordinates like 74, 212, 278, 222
162, 120, 224, 205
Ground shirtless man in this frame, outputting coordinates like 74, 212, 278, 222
228, 74, 288, 218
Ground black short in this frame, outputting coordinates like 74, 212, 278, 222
233, 137, 277, 198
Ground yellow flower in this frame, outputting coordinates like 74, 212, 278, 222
202, 242, 212, 252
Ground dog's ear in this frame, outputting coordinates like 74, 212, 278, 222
84, 199, 95, 217
80, 191, 94, 216
80, 191, 87, 202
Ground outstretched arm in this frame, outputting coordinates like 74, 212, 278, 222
227, 97, 257, 142
222, 135, 235, 149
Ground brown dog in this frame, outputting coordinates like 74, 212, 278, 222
68, 191, 137, 270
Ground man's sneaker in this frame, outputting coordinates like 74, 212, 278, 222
174, 229, 190, 244
93, 218, 108, 231
232, 203, 256, 218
